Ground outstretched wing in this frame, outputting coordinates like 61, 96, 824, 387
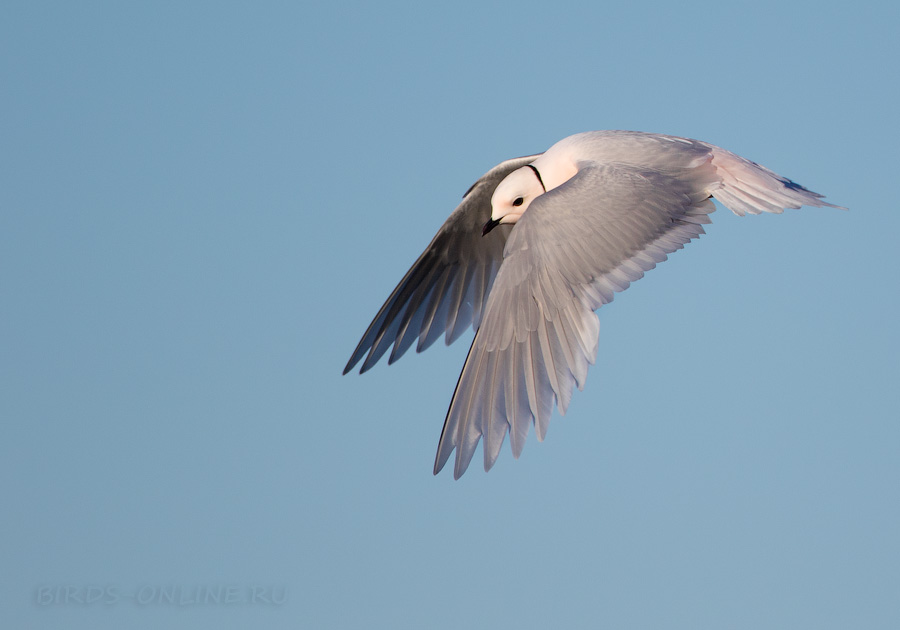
434, 162, 721, 478
344, 154, 542, 375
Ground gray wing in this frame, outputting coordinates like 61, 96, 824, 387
434, 162, 721, 478
344, 154, 542, 375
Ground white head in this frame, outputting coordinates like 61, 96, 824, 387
483, 165, 546, 235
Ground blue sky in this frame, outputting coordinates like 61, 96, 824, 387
2, 1, 898, 628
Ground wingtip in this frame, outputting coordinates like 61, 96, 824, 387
433, 444, 452, 477
433, 444, 471, 480
343, 353, 377, 375
453, 451, 475, 480
342, 355, 362, 375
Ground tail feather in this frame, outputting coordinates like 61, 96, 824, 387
709, 147, 846, 216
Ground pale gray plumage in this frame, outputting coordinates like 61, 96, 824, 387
343, 131, 844, 479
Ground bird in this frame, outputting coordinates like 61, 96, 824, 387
343, 130, 844, 479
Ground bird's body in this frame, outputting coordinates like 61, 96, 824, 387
344, 131, 843, 479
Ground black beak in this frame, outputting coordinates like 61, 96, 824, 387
482, 217, 501, 236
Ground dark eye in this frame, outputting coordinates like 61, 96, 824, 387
512, 197, 524, 207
